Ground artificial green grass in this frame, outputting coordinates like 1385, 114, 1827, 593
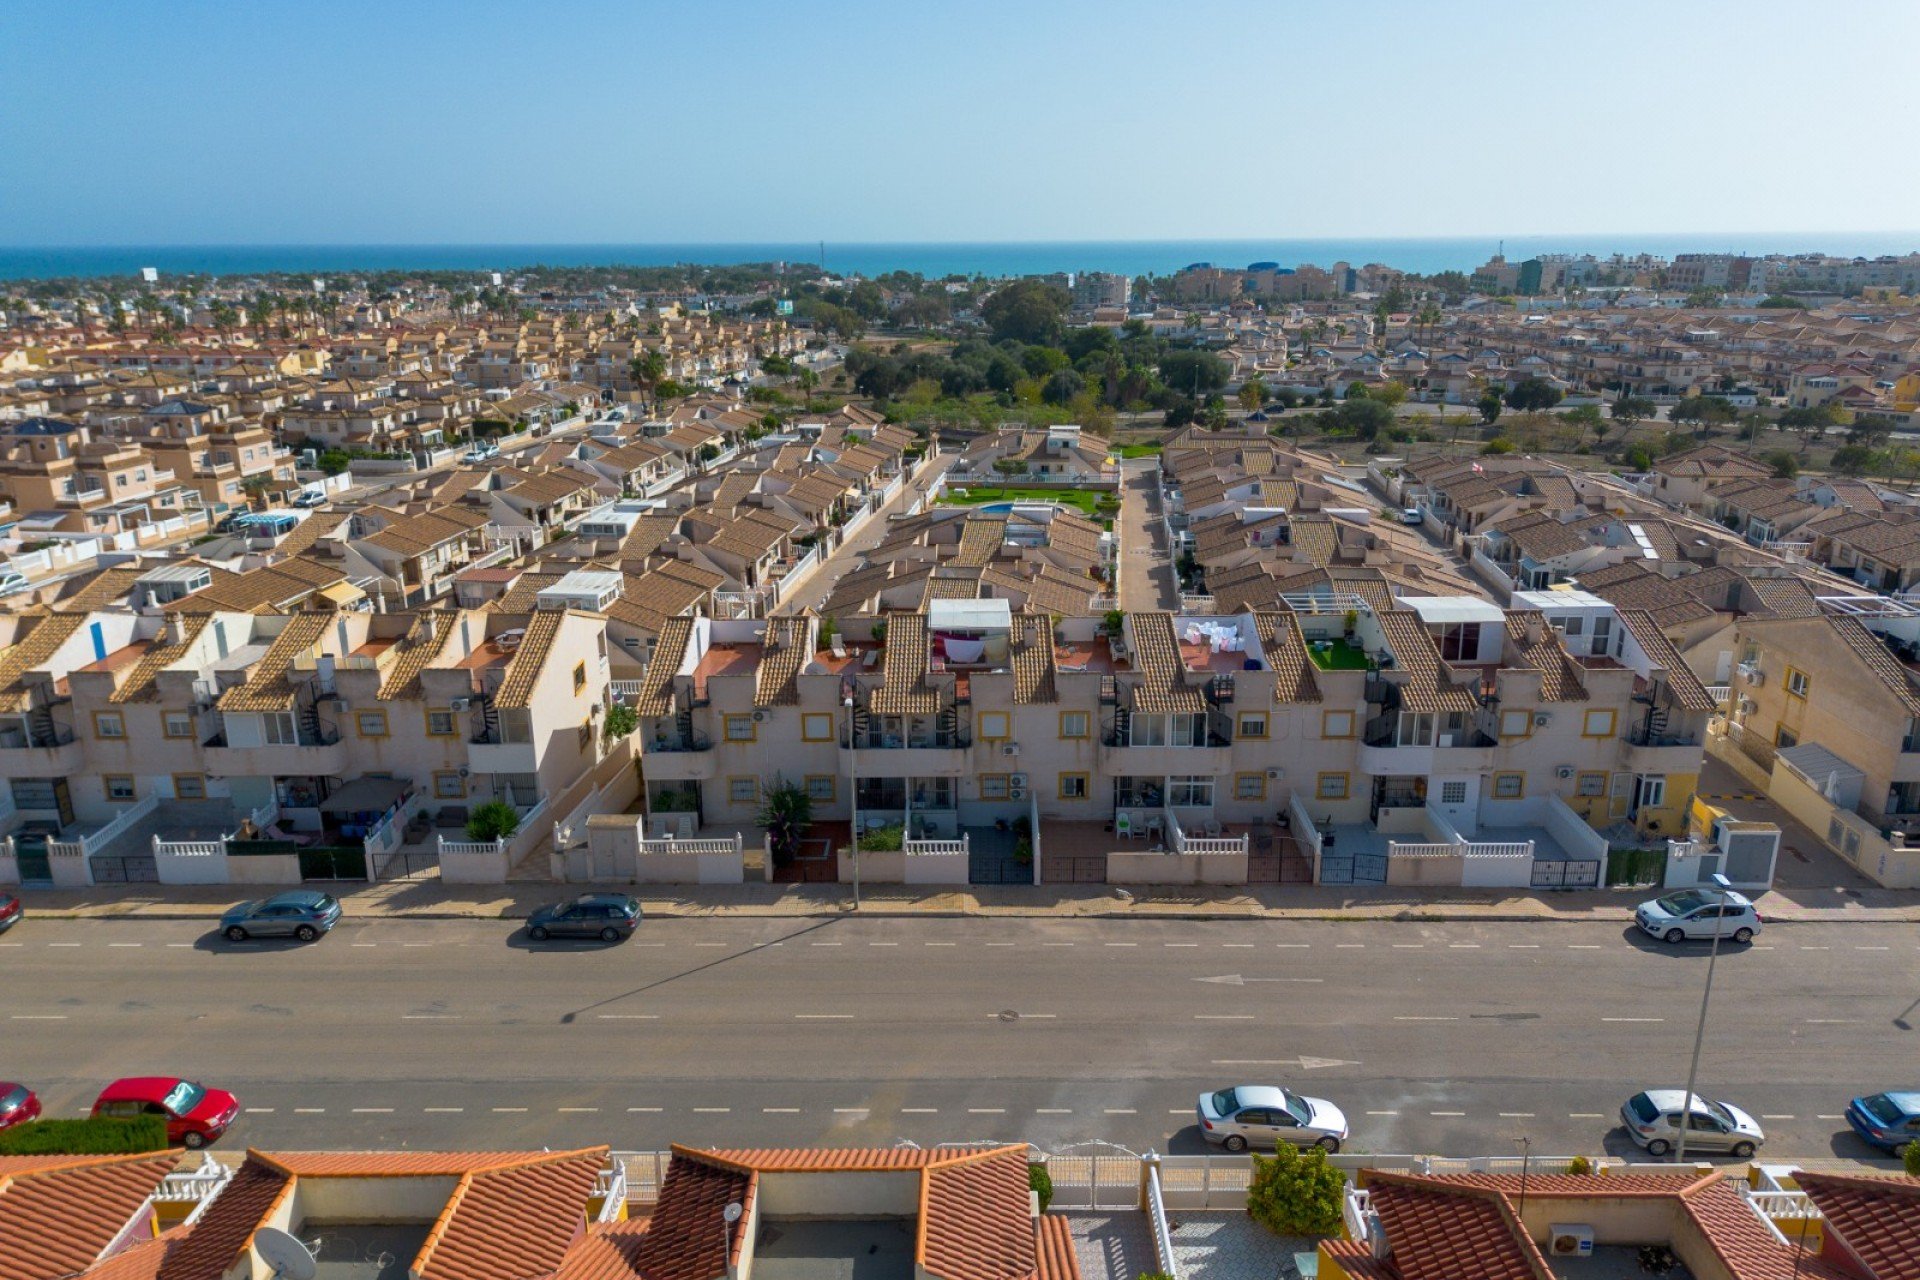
937, 485, 1117, 518
1306, 637, 1372, 671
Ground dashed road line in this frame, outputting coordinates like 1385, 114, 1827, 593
1568, 944, 1603, 949
597, 1014, 658, 1020
1499, 1112, 1535, 1118
492, 1107, 528, 1113
1394, 1015, 1458, 1021
1274, 943, 1310, 948
1449, 944, 1482, 949
352, 1107, 394, 1113
1104, 942, 1138, 947
1393, 944, 1425, 949
1507, 944, 1540, 949
11, 1015, 66, 1020
1805, 1018, 1858, 1024
1430, 1111, 1467, 1117
968, 1108, 1007, 1114
1568, 1113, 1605, 1119
425, 1107, 465, 1113
627, 1107, 663, 1113
1761, 1114, 1797, 1120
1036, 1108, 1072, 1115
1335, 943, 1366, 949
1195, 1014, 1255, 1020
795, 1014, 853, 1020
764, 1107, 800, 1114
1816, 1114, 1845, 1120
295, 1107, 326, 1114
246, 1107, 276, 1114
925, 942, 957, 947
560, 1107, 599, 1113
108, 942, 143, 947
1164, 942, 1200, 947
903, 1107, 941, 1114
833, 1107, 870, 1114
693, 1107, 730, 1113
1603, 1017, 1664, 1023
868, 942, 899, 947
1366, 1110, 1400, 1116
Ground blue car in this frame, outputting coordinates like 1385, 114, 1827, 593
1845, 1091, 1920, 1152
221, 890, 342, 942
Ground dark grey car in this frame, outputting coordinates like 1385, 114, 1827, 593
527, 893, 641, 942
221, 890, 342, 942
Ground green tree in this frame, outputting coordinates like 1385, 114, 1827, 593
1370, 380, 1409, 408
757, 776, 814, 868
1762, 450, 1798, 479
1778, 404, 1836, 453
628, 351, 667, 403
1504, 377, 1563, 413
1246, 1144, 1345, 1237
1904, 1139, 1920, 1177
1610, 395, 1656, 433
465, 800, 521, 842
981, 279, 1071, 345
1040, 369, 1084, 406
1828, 444, 1880, 476
1238, 378, 1267, 414
1158, 350, 1230, 397
1478, 390, 1504, 427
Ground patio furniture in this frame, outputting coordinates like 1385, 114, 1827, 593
1115, 813, 1134, 840
1144, 814, 1164, 842
1202, 818, 1223, 837
830, 635, 848, 660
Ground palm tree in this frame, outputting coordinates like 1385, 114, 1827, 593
629, 350, 668, 407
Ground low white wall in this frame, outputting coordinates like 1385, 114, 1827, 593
49, 851, 92, 889
227, 854, 301, 885
631, 852, 745, 884
1459, 853, 1534, 888
0, 853, 17, 885
1107, 850, 1249, 885
840, 849, 904, 882
440, 848, 509, 884
298, 1175, 460, 1221
902, 851, 968, 884
155, 848, 230, 886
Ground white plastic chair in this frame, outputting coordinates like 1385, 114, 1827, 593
1115, 813, 1134, 840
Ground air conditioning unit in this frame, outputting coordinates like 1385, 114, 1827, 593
333, 700, 350, 713
1010, 773, 1028, 789
1534, 712, 1552, 727
1267, 767, 1283, 780
1556, 765, 1575, 780
457, 765, 470, 777
1009, 787, 1027, 801
450, 697, 471, 712
1739, 696, 1758, 714
1002, 742, 1020, 757
1737, 662, 1764, 685
1548, 1226, 1594, 1258
1437, 733, 1456, 747
752, 709, 766, 722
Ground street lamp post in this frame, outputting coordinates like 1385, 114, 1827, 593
1674, 871, 1733, 1165
844, 694, 860, 910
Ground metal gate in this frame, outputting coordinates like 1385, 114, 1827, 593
16, 848, 52, 884
90, 854, 159, 884
1042, 856, 1107, 884
1044, 1144, 1140, 1210
1530, 858, 1602, 888
300, 846, 367, 881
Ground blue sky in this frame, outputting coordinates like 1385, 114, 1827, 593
4, 0, 1918, 245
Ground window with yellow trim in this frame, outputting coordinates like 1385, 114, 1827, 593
104, 775, 136, 801
572, 661, 587, 694
93, 711, 126, 740
805, 775, 836, 802
979, 774, 1011, 800
1786, 667, 1809, 699
426, 709, 458, 737
356, 710, 389, 738
1321, 709, 1354, 738
724, 714, 756, 742
1235, 772, 1266, 801
1316, 772, 1349, 800
1237, 712, 1269, 739
173, 774, 206, 800
801, 712, 834, 742
1493, 772, 1525, 799
1581, 709, 1616, 738
728, 776, 757, 803
163, 711, 194, 739
1576, 772, 1607, 797
1058, 772, 1089, 800
979, 711, 1010, 741
1059, 711, 1090, 739
1500, 708, 1533, 739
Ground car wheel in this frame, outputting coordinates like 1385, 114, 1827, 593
294, 925, 318, 942
600, 926, 621, 942
225, 926, 248, 942
1222, 1135, 1248, 1153
182, 1131, 206, 1150
529, 925, 549, 941
1316, 1136, 1341, 1153
1663, 928, 1686, 944
1732, 927, 1753, 944
1731, 1140, 1755, 1158
1646, 1138, 1671, 1157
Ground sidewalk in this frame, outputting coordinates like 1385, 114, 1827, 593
12, 878, 1919, 924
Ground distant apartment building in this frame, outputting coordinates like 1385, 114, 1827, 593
1069, 271, 1130, 310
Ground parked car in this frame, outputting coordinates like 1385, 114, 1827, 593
1620, 1089, 1765, 1158
1635, 889, 1761, 945
220, 890, 342, 942
291, 490, 327, 508
463, 443, 500, 463
526, 893, 642, 942
1846, 1091, 1920, 1152
93, 1077, 239, 1149
0, 892, 20, 933
0, 571, 30, 597
1197, 1085, 1348, 1153
1400, 507, 1424, 525
0, 1082, 42, 1130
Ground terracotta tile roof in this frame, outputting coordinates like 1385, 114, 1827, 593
1362, 1173, 1548, 1280
1503, 613, 1587, 703
492, 609, 566, 709
953, 516, 1007, 568
1010, 615, 1057, 704
980, 567, 1100, 619
630, 1149, 757, 1280
1794, 1171, 1920, 1279
1376, 611, 1480, 715
1742, 574, 1822, 618
754, 616, 811, 707
1580, 563, 1719, 628
1617, 608, 1717, 711
270, 509, 350, 558
556, 1220, 652, 1280
919, 1147, 1035, 1280
153, 1159, 294, 1280
377, 610, 459, 700
1125, 613, 1205, 714
414, 1149, 604, 1280
1032, 1214, 1079, 1280
216, 613, 331, 712
872, 613, 941, 716
1678, 1177, 1852, 1280
634, 616, 692, 717
1252, 611, 1322, 704
49, 566, 145, 613
110, 615, 210, 704
262, 1150, 580, 1176
0, 1152, 180, 1280
0, 614, 85, 713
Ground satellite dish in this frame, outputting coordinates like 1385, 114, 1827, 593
255, 1227, 318, 1280
723, 1202, 745, 1225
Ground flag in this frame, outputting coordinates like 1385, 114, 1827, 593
1471, 462, 1484, 473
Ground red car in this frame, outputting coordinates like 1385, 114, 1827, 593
0, 893, 20, 932
0, 1083, 41, 1129
92, 1077, 240, 1149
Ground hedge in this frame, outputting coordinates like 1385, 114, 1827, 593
0, 1116, 170, 1155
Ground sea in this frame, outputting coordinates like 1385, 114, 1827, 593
2, 235, 1918, 283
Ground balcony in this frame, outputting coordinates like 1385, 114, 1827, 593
0, 724, 85, 777
467, 733, 537, 776
1624, 728, 1706, 773
642, 733, 715, 780
842, 729, 972, 777
205, 726, 346, 778
1098, 732, 1231, 777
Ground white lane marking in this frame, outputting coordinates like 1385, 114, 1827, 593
246, 1107, 276, 1113
597, 1014, 658, 1020
968, 1108, 1006, 1114
1222, 943, 1253, 948
1195, 1014, 1256, 1020
694, 942, 727, 948
1274, 943, 1310, 948
1104, 942, 1138, 947
1394, 1015, 1458, 1021
492, 1107, 528, 1113
1805, 1018, 1858, 1024
108, 942, 143, 947
795, 1014, 853, 1020
1430, 1111, 1467, 1117
425, 1107, 465, 1113
693, 1107, 730, 1113
628, 1107, 662, 1113
1036, 1108, 1072, 1115
903, 1108, 940, 1114
0, 943, 22, 948
1569, 1113, 1605, 1119
764, 1107, 801, 1114
401, 942, 432, 948
295, 1107, 326, 1113
1366, 1110, 1400, 1116
1508, 944, 1540, 949
833, 1107, 869, 1114
403, 1014, 459, 1020
1800, 945, 1832, 951
868, 942, 899, 947
1043, 942, 1075, 947
1105, 1108, 1137, 1115
166, 942, 192, 948
1335, 943, 1366, 949
559, 1107, 599, 1113
984, 942, 1016, 948
352, 1107, 394, 1113
11, 1015, 66, 1020
1854, 946, 1890, 951
1816, 1114, 1845, 1120
925, 942, 957, 947
1603, 1017, 1664, 1023
352, 943, 377, 948
1164, 942, 1199, 947
1568, 944, 1603, 949
989, 1013, 1056, 1019
1761, 1114, 1797, 1120
1449, 944, 1482, 949
1392, 944, 1425, 949
811, 942, 842, 947
48, 942, 81, 947
633, 943, 667, 948
1499, 1112, 1535, 1118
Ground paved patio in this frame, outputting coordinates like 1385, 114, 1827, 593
1166, 1212, 1318, 1280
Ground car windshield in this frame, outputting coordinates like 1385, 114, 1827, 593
160, 1081, 205, 1115
1210, 1090, 1239, 1116
0, 1086, 26, 1112
1627, 1093, 1659, 1124
1656, 890, 1710, 915
1860, 1094, 1905, 1126
312, 895, 336, 912
1281, 1091, 1314, 1125
1704, 1100, 1738, 1127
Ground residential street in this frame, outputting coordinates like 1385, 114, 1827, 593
4, 914, 1913, 1164
1119, 458, 1179, 610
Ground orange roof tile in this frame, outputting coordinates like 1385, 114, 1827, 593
0, 1152, 180, 1280
415, 1149, 604, 1280
1794, 1171, 1920, 1280
919, 1148, 1036, 1280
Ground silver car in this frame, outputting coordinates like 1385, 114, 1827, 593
220, 890, 342, 942
1620, 1089, 1765, 1158
1197, 1085, 1349, 1153
1635, 889, 1761, 944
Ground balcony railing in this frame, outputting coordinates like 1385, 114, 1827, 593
645, 733, 712, 753
0, 724, 76, 749
1627, 728, 1702, 748
842, 730, 971, 750
1101, 731, 1230, 749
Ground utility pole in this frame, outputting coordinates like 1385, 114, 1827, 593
1674, 871, 1734, 1165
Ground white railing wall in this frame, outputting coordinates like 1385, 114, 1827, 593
51, 793, 160, 860
1144, 1157, 1181, 1280
903, 835, 969, 857
638, 835, 743, 857
1289, 793, 1324, 883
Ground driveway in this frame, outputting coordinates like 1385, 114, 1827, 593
1119, 458, 1178, 611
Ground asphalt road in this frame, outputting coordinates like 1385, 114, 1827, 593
3, 915, 1914, 1164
